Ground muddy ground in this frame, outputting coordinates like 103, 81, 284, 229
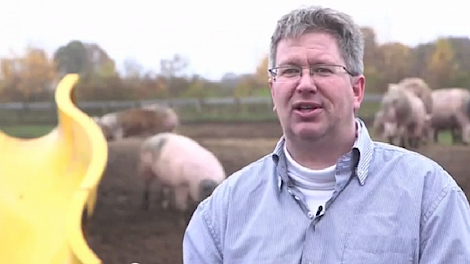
86, 121, 470, 264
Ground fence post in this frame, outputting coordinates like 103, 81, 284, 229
234, 97, 241, 115
196, 98, 203, 114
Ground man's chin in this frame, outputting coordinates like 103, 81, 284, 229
291, 124, 327, 141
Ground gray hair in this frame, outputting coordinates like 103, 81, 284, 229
269, 6, 364, 76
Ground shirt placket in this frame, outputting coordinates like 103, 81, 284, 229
279, 150, 360, 264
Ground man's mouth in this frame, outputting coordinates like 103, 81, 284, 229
293, 102, 322, 112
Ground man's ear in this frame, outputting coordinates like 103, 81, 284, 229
269, 77, 277, 112
352, 75, 365, 112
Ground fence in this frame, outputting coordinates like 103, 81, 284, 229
0, 94, 384, 127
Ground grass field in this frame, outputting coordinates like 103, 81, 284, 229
0, 98, 455, 144
0, 124, 56, 138
0, 122, 455, 146
0, 100, 381, 127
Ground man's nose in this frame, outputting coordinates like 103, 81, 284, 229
296, 69, 317, 94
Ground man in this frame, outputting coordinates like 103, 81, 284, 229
183, 5, 470, 264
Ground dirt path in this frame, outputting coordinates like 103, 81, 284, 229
86, 121, 470, 264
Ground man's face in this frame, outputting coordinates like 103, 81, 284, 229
269, 31, 365, 141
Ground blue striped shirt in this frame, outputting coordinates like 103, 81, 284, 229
183, 118, 470, 264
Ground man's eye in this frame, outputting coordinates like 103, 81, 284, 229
313, 66, 333, 74
279, 68, 299, 75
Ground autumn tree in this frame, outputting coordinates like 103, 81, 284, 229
54, 41, 122, 100
233, 74, 259, 98
360, 27, 382, 93
361, 27, 378, 67
159, 54, 190, 98
375, 42, 413, 92
86, 43, 118, 78
0, 45, 56, 102
446, 37, 470, 87
181, 74, 205, 98
123, 58, 144, 79
53, 40, 88, 76
230, 54, 270, 97
1, 33, 469, 103
255, 55, 269, 85
53, 40, 118, 79
425, 38, 460, 88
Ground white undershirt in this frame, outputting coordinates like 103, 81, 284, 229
283, 143, 336, 215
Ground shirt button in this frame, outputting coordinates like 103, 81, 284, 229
307, 212, 314, 218
294, 196, 300, 200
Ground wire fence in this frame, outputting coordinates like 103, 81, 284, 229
0, 94, 383, 126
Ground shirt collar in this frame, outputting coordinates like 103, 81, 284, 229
271, 117, 374, 188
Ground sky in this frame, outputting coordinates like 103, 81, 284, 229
0, 0, 468, 81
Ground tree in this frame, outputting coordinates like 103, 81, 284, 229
159, 54, 189, 79
425, 38, 460, 88
53, 40, 88, 76
361, 26, 378, 68
182, 75, 205, 98
85, 43, 118, 77
123, 58, 143, 79
0, 45, 56, 101
255, 55, 269, 85
159, 54, 190, 98
446, 37, 470, 87
375, 42, 413, 92
53, 41, 118, 79
233, 74, 258, 98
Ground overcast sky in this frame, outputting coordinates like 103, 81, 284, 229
0, 0, 468, 80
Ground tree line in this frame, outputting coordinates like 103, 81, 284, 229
0, 27, 469, 103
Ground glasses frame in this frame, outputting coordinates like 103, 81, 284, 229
268, 64, 355, 83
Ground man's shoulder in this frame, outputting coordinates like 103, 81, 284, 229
372, 140, 441, 169
371, 140, 461, 199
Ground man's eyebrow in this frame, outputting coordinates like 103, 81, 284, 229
308, 57, 338, 65
276, 58, 337, 67
275, 60, 301, 67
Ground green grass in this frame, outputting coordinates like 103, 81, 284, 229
1, 122, 456, 147
435, 132, 454, 145
0, 99, 457, 146
358, 101, 380, 117
0, 125, 56, 138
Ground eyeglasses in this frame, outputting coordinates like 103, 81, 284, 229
268, 64, 354, 83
